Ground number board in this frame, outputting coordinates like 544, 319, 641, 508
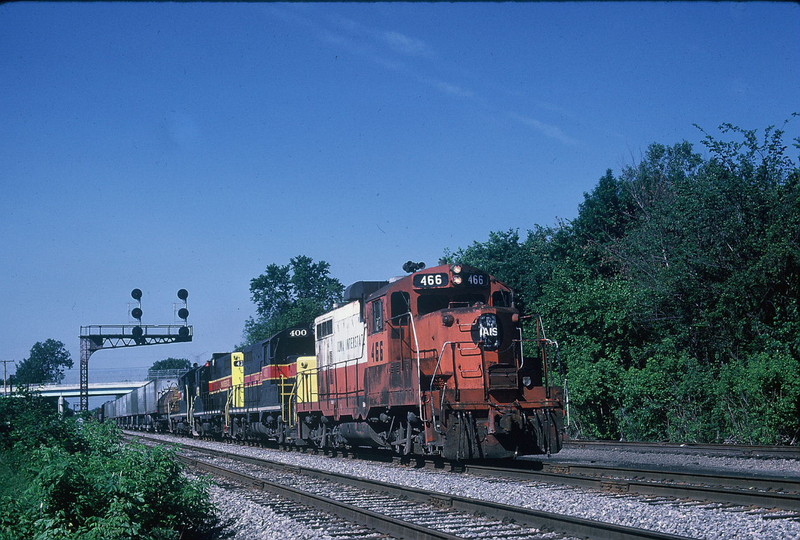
413, 273, 449, 288
463, 273, 489, 287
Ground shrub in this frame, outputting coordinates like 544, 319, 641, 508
714, 353, 800, 444
0, 393, 228, 540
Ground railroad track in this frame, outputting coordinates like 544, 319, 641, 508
317, 443, 800, 513
458, 460, 800, 514
132, 433, 691, 540
563, 440, 800, 461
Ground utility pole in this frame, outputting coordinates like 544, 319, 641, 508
0, 360, 14, 395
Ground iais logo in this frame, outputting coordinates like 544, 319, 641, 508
471, 313, 502, 351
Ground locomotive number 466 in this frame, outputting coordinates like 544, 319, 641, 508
414, 273, 449, 288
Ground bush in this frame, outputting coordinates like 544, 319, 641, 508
713, 353, 800, 445
618, 353, 716, 442
0, 393, 228, 540
565, 356, 623, 440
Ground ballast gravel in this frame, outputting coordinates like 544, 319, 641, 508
149, 434, 800, 540
207, 482, 323, 540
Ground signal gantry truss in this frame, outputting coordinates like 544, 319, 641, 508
78, 325, 192, 411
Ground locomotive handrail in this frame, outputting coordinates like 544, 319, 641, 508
223, 388, 234, 433
186, 383, 199, 436
429, 341, 483, 390
430, 341, 455, 391
404, 310, 425, 426
516, 328, 525, 370
386, 312, 451, 432
427, 339, 486, 435
515, 335, 559, 398
433, 342, 455, 424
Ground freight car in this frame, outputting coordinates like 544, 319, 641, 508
101, 375, 181, 432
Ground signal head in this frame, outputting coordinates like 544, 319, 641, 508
178, 326, 191, 341
132, 325, 145, 345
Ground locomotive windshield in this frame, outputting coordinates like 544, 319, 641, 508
417, 292, 488, 315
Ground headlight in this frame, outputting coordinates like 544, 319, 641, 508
451, 264, 463, 274
452, 275, 463, 285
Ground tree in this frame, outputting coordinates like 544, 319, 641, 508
149, 358, 191, 372
442, 117, 800, 443
569, 169, 639, 276
14, 339, 73, 386
242, 255, 344, 346
148, 358, 191, 380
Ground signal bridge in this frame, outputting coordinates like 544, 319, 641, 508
78, 288, 192, 411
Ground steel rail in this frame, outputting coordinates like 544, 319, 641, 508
461, 461, 800, 512
564, 440, 800, 461
156, 438, 692, 540
540, 461, 800, 492
179, 454, 462, 540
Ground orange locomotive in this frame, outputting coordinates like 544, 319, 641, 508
295, 263, 564, 459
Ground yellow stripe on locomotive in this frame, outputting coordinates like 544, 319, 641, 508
296, 355, 318, 404
231, 352, 244, 408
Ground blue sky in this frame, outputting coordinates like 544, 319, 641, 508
1, 3, 798, 394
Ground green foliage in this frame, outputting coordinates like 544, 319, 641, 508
566, 357, 623, 440
0, 393, 228, 540
569, 169, 639, 275
713, 353, 800, 445
448, 117, 800, 443
242, 255, 344, 346
618, 351, 716, 442
0, 390, 81, 454
542, 268, 644, 369
14, 339, 73, 385
149, 357, 191, 372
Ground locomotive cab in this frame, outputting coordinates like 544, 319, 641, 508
378, 264, 562, 459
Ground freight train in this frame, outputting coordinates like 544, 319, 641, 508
104, 263, 564, 459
